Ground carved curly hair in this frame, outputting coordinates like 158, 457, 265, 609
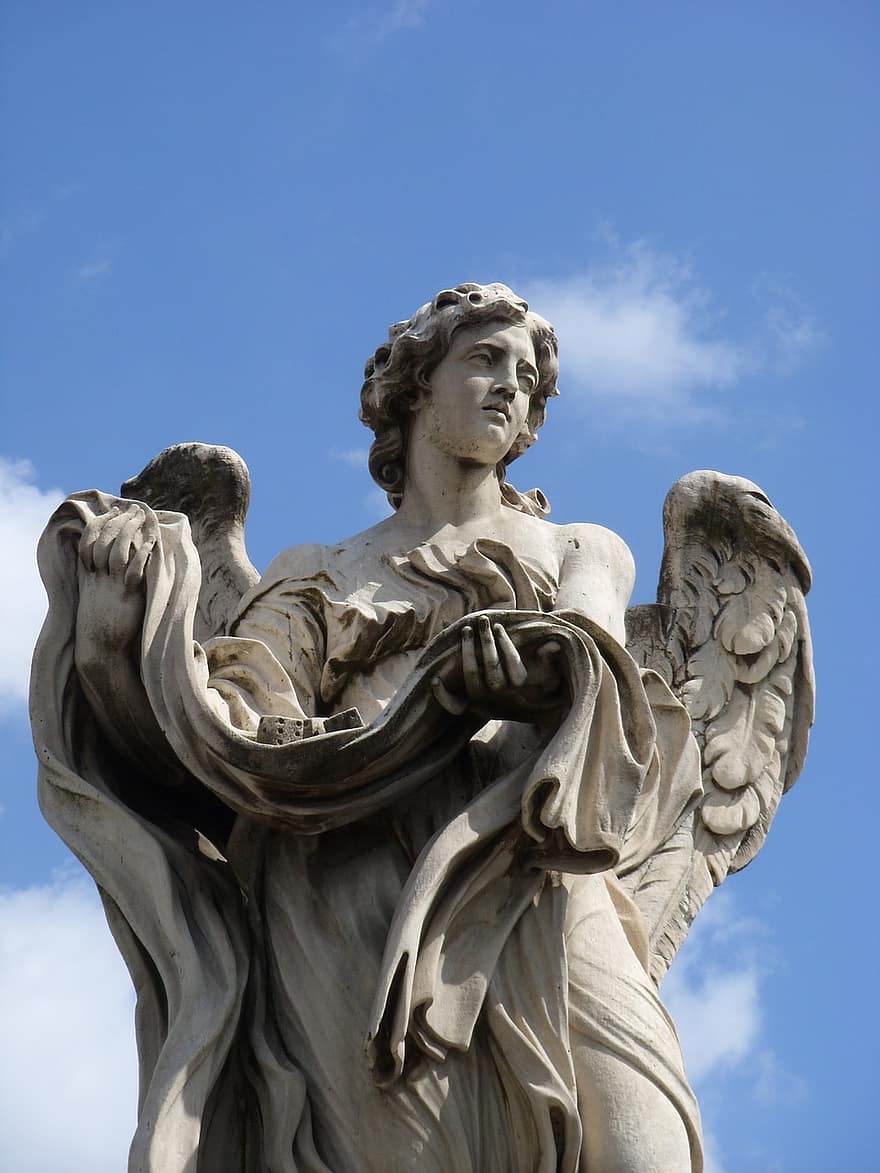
359, 283, 559, 514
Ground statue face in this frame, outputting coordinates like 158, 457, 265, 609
418, 320, 538, 465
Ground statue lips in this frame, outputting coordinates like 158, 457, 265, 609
481, 400, 512, 424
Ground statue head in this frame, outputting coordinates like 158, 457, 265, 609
360, 282, 559, 513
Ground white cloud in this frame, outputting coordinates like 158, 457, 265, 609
752, 1047, 807, 1106
662, 892, 764, 1082
661, 892, 804, 1171
523, 238, 819, 422
75, 239, 122, 284
330, 0, 432, 51
378, 0, 431, 37
664, 951, 761, 1081
666, 891, 769, 1168
702, 1128, 729, 1173
752, 274, 822, 376
77, 257, 113, 282
331, 446, 370, 468
0, 458, 65, 712
0, 869, 137, 1173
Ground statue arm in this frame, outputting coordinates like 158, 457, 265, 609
554, 523, 636, 645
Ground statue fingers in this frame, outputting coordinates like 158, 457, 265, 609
79, 506, 120, 571
493, 623, 528, 688
92, 504, 140, 573
109, 508, 149, 576
124, 531, 157, 590
461, 625, 482, 698
82, 506, 131, 572
476, 615, 505, 691
135, 504, 161, 548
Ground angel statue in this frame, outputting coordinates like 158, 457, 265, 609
32, 282, 814, 1173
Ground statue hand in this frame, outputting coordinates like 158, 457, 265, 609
79, 501, 159, 586
75, 503, 159, 653
432, 614, 563, 719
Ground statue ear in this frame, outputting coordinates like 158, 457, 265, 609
406, 375, 432, 411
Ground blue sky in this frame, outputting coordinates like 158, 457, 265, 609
1, 2, 877, 1170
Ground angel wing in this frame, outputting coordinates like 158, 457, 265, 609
622, 470, 815, 981
121, 442, 259, 641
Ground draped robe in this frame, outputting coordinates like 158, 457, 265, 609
32, 493, 704, 1172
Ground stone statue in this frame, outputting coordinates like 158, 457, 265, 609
31, 283, 814, 1172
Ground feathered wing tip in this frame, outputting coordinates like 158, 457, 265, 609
121, 442, 259, 640
122, 442, 252, 527
623, 470, 815, 980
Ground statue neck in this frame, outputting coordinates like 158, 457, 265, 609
395, 443, 503, 531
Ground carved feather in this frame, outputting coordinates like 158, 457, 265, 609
121, 442, 259, 641
624, 470, 814, 981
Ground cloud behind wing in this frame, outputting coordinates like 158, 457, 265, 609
0, 458, 65, 711
663, 892, 765, 1080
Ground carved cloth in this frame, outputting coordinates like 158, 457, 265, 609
33, 493, 704, 1172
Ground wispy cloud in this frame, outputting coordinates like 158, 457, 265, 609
331, 446, 371, 468
702, 1129, 730, 1173
0, 183, 85, 261
0, 868, 137, 1173
76, 257, 114, 283
378, 0, 432, 37
328, 449, 390, 518
364, 486, 393, 520
663, 893, 766, 1081
662, 891, 803, 1170
522, 236, 820, 424
0, 458, 65, 712
52, 181, 87, 202
752, 274, 821, 376
752, 1047, 807, 1106
75, 239, 122, 284
330, 0, 433, 51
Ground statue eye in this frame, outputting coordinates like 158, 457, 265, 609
471, 350, 493, 366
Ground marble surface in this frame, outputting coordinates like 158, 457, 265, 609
32, 283, 813, 1171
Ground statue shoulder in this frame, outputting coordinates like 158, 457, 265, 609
556, 521, 635, 591
258, 541, 334, 588
553, 522, 635, 643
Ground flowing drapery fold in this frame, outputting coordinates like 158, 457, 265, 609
33, 492, 702, 1171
